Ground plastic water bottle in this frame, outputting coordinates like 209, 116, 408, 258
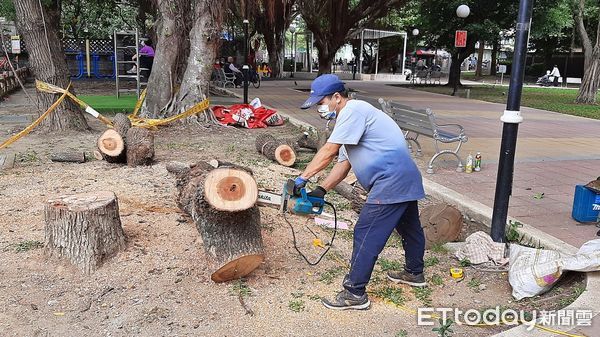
474, 152, 482, 172
465, 153, 473, 173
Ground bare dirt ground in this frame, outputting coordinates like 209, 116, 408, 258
0, 83, 585, 337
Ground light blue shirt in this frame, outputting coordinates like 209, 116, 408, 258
328, 99, 425, 204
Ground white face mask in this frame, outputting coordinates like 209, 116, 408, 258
317, 101, 338, 120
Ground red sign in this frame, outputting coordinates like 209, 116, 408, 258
455, 30, 467, 48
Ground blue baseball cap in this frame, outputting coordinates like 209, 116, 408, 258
300, 74, 346, 109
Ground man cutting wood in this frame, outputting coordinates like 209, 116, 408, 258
295, 74, 427, 310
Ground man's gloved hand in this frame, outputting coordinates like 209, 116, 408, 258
307, 186, 327, 199
292, 176, 308, 196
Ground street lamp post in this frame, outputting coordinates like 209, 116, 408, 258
289, 24, 296, 78
490, 0, 534, 242
242, 19, 249, 104
453, 5, 470, 96
411, 28, 419, 84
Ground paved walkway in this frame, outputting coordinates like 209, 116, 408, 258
232, 79, 600, 248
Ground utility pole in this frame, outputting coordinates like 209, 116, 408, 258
490, 0, 534, 242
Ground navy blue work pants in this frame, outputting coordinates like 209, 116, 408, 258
343, 201, 425, 296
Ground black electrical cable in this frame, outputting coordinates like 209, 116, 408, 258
283, 201, 337, 266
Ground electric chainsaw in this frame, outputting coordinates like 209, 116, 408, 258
257, 179, 325, 215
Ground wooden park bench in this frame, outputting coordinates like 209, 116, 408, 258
379, 99, 468, 174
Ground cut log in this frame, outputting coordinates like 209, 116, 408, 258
420, 204, 463, 249
112, 113, 131, 138
293, 130, 331, 151
93, 150, 103, 161
333, 181, 367, 213
97, 129, 126, 163
173, 161, 264, 282
126, 127, 154, 167
50, 151, 85, 163
44, 191, 126, 274
255, 134, 296, 167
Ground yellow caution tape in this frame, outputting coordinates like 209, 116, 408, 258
130, 88, 147, 118
0, 83, 71, 150
129, 98, 210, 129
2, 81, 210, 150
36, 80, 113, 126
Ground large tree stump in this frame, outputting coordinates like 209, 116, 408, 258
171, 161, 264, 282
44, 191, 126, 274
126, 127, 155, 167
255, 134, 296, 167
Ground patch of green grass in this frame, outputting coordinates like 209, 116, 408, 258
307, 294, 321, 301
395, 329, 408, 337
424, 256, 440, 268
430, 274, 444, 286
11, 240, 44, 252
230, 279, 251, 297
411, 85, 600, 120
429, 242, 449, 254
412, 286, 433, 306
78, 94, 138, 115
432, 318, 455, 337
378, 257, 403, 272
373, 286, 405, 306
467, 278, 482, 292
288, 299, 305, 312
319, 266, 344, 285
558, 284, 586, 307
16, 150, 40, 163
459, 258, 472, 267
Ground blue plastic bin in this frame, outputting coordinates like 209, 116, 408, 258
572, 185, 600, 222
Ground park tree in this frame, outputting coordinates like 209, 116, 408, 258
250, 0, 296, 78
417, 0, 518, 90
529, 0, 574, 71
299, 0, 407, 74
142, 0, 226, 118
13, 0, 89, 131
574, 0, 600, 104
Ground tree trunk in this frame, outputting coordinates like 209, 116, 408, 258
44, 191, 126, 274
333, 181, 367, 213
126, 128, 155, 167
446, 46, 474, 90
575, 51, 600, 104
475, 41, 485, 77
167, 0, 225, 117
142, 0, 189, 117
490, 40, 499, 76
170, 161, 264, 282
264, 32, 285, 78
255, 134, 297, 167
317, 44, 334, 75
13, 0, 89, 132
112, 113, 132, 137
50, 151, 85, 163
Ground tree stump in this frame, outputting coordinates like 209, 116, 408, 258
44, 191, 126, 274
50, 151, 85, 163
172, 161, 264, 282
126, 127, 155, 167
97, 129, 126, 163
255, 134, 296, 167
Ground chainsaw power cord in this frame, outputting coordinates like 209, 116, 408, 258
284, 201, 337, 266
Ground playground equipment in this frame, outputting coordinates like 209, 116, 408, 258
113, 29, 146, 98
